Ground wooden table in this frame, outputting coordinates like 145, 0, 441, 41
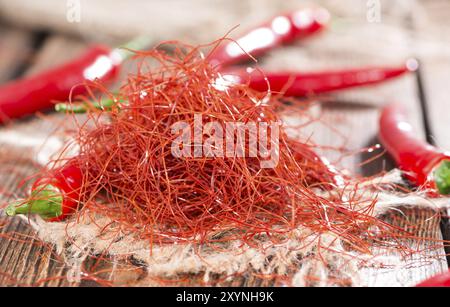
0, 20, 449, 286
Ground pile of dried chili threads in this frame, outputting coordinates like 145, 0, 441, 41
46, 41, 395, 249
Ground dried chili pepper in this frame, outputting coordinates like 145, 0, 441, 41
222, 62, 414, 96
208, 7, 413, 95
208, 7, 330, 67
5, 164, 83, 221
56, 61, 414, 112
0, 37, 150, 123
379, 103, 450, 195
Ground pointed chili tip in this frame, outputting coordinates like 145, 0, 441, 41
312, 7, 331, 27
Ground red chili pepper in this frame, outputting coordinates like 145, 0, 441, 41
5, 164, 83, 221
0, 45, 119, 123
222, 62, 414, 96
416, 270, 450, 287
0, 37, 150, 123
208, 7, 330, 67
379, 103, 450, 195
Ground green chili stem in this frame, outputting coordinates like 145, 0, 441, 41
55, 98, 124, 114
434, 160, 450, 195
5, 184, 63, 219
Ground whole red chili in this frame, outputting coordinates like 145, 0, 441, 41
208, 7, 330, 67
0, 45, 118, 123
379, 103, 450, 195
0, 37, 150, 123
222, 63, 414, 96
5, 164, 83, 221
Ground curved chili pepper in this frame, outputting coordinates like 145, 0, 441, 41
416, 270, 450, 287
0, 37, 150, 123
208, 7, 329, 67
221, 62, 414, 96
56, 61, 413, 110
5, 164, 83, 221
379, 103, 450, 195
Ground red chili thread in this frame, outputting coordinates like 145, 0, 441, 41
36, 41, 402, 249
7, 40, 430, 261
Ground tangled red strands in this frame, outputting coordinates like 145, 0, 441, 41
54, 41, 397, 247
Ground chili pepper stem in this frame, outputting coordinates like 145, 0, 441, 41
55, 103, 91, 114
434, 159, 450, 195
55, 97, 123, 114
5, 184, 63, 219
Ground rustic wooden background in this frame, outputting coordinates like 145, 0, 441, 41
0, 0, 449, 286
